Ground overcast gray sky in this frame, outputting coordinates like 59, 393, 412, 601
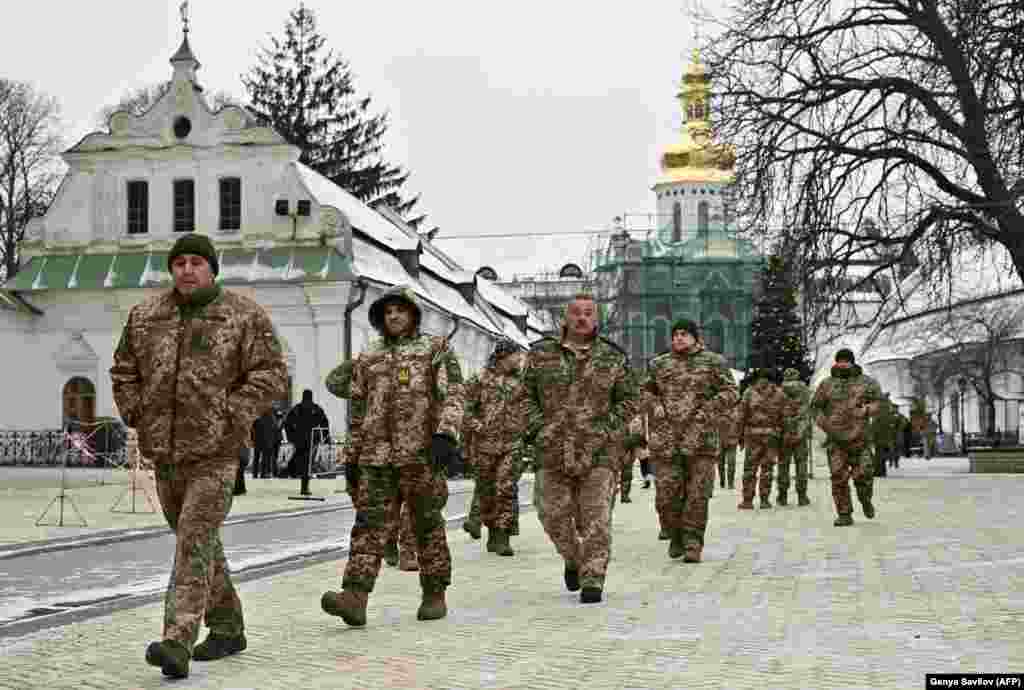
3, 0, 704, 279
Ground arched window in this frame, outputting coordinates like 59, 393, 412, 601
672, 202, 682, 243
697, 201, 710, 238
63, 377, 96, 428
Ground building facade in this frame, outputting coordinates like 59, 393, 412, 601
0, 29, 541, 451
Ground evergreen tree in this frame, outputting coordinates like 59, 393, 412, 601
241, 5, 423, 226
749, 255, 811, 381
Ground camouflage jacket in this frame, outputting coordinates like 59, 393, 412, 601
739, 380, 787, 446
347, 333, 464, 467
719, 404, 742, 448
524, 335, 636, 477
465, 360, 529, 456
781, 379, 812, 446
461, 373, 482, 467
642, 348, 739, 457
110, 287, 288, 466
811, 366, 882, 446
870, 398, 902, 448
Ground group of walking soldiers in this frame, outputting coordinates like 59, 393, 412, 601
112, 231, 891, 681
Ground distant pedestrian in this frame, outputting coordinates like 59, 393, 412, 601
283, 389, 330, 496
251, 407, 283, 479
778, 368, 812, 506
232, 447, 249, 496
738, 368, 786, 510
110, 233, 287, 679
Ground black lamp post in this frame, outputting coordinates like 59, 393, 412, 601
958, 377, 968, 454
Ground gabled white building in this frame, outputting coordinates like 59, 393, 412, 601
0, 29, 541, 439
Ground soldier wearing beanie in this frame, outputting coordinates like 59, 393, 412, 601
111, 233, 287, 679
641, 318, 738, 563
811, 348, 883, 526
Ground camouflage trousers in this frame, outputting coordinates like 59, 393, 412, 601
476, 450, 519, 531
778, 440, 809, 496
717, 446, 737, 488
827, 442, 874, 517
343, 463, 451, 594
742, 440, 777, 503
653, 451, 716, 549
619, 457, 634, 498
389, 499, 418, 557
154, 459, 243, 653
538, 466, 615, 590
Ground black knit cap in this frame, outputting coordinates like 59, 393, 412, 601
488, 338, 523, 368
671, 319, 700, 339
835, 348, 856, 364
167, 233, 219, 276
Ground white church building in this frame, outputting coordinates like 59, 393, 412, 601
0, 29, 545, 443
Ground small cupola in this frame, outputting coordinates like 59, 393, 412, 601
169, 5, 202, 88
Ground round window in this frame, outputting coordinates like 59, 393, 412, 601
173, 116, 192, 139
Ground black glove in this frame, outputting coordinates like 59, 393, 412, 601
431, 434, 457, 474
344, 461, 361, 487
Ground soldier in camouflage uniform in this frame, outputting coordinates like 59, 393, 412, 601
619, 415, 648, 503
738, 368, 786, 510
778, 368, 812, 507
321, 286, 464, 626
524, 293, 637, 603
811, 349, 883, 526
717, 403, 740, 490
464, 339, 529, 556
325, 356, 418, 570
461, 372, 483, 540
110, 234, 287, 679
642, 320, 738, 562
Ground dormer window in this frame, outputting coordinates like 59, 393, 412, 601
219, 177, 241, 231
173, 179, 195, 233
127, 180, 148, 234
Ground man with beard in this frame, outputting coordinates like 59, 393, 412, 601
321, 286, 463, 625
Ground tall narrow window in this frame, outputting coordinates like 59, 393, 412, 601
126, 181, 148, 234
173, 179, 195, 233
697, 201, 710, 238
672, 201, 682, 242
219, 177, 241, 231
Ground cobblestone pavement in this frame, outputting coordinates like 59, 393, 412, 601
1, 455, 1022, 689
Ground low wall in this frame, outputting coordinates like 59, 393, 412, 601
968, 447, 1024, 473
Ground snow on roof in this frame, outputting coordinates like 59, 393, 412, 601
352, 237, 423, 289
295, 163, 418, 251
476, 276, 529, 317
418, 272, 502, 335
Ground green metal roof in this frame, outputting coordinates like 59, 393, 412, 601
5, 247, 357, 291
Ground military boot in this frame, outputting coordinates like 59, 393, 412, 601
491, 528, 514, 556
620, 484, 632, 503
486, 527, 499, 553
399, 550, 420, 571
321, 590, 368, 627
861, 499, 876, 519
797, 492, 811, 507
384, 540, 399, 567
580, 587, 603, 604
192, 632, 247, 661
833, 514, 854, 527
417, 590, 447, 621
683, 543, 702, 563
564, 563, 581, 592
658, 527, 670, 540
737, 500, 754, 510
668, 530, 686, 559
760, 496, 773, 509
145, 639, 190, 679
777, 491, 788, 507
463, 520, 481, 540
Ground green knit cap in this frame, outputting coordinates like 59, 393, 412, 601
167, 233, 219, 276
